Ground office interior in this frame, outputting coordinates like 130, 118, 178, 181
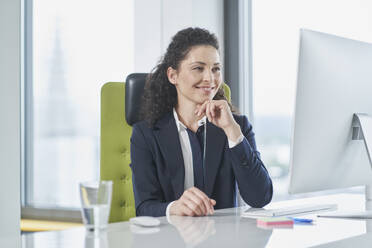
2, 0, 372, 247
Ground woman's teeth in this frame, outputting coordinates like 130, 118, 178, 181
196, 86, 214, 92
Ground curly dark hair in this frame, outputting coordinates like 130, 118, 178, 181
141, 27, 233, 127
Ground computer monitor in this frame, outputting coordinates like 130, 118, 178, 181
289, 29, 372, 200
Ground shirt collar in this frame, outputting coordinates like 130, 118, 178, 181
173, 108, 206, 132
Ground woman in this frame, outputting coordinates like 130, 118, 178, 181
130, 27, 272, 217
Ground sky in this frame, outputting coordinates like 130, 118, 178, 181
252, 0, 372, 116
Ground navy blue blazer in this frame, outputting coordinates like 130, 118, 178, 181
130, 112, 273, 217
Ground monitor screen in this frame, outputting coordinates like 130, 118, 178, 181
289, 29, 372, 194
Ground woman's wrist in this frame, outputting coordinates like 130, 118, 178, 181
169, 200, 178, 215
223, 122, 242, 142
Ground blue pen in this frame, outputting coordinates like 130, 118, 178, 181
289, 217, 313, 224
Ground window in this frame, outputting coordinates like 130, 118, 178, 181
25, 0, 134, 208
251, 0, 372, 200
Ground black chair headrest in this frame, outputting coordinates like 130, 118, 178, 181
125, 73, 148, 126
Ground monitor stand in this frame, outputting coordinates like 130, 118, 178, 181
319, 114, 372, 222
322, 114, 372, 222
352, 113, 372, 201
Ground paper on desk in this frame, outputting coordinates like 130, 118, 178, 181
317, 210, 372, 219
241, 204, 337, 218
240, 208, 267, 219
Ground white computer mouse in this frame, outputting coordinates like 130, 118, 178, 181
129, 216, 161, 227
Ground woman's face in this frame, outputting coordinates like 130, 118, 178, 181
168, 45, 222, 106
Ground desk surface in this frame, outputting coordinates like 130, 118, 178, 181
21, 193, 372, 248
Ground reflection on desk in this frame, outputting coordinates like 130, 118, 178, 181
21, 193, 372, 248
132, 212, 272, 248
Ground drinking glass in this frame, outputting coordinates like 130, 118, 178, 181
79, 180, 113, 231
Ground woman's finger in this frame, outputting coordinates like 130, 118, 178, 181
194, 105, 201, 115
208, 101, 215, 120
180, 203, 196, 216
189, 187, 214, 214
210, 101, 216, 118
187, 190, 208, 215
182, 194, 204, 216
197, 101, 208, 116
184, 192, 207, 215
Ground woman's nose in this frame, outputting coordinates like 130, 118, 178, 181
203, 70, 213, 82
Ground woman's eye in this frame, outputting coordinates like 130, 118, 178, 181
212, 67, 221, 72
193, 67, 203, 71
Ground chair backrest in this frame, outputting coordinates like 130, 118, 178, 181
101, 82, 135, 222
100, 75, 231, 223
125, 73, 147, 125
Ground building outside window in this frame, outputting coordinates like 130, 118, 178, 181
26, 0, 134, 209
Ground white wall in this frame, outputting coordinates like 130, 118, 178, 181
0, 0, 21, 246
134, 0, 224, 72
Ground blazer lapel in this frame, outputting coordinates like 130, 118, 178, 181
204, 122, 226, 197
154, 113, 185, 199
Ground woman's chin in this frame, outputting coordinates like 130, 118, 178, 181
184, 93, 215, 105
195, 96, 213, 104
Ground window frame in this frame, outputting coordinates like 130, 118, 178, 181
224, 0, 253, 122
22, 0, 81, 222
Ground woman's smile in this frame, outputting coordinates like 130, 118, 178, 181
194, 85, 216, 94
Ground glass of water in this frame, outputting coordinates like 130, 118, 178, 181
79, 180, 113, 232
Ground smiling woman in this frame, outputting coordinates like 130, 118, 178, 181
129, 27, 273, 217
141, 28, 230, 127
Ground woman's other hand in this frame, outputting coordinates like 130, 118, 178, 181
170, 187, 216, 216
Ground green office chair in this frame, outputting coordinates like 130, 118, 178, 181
100, 75, 231, 223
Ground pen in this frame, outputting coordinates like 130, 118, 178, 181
289, 217, 313, 224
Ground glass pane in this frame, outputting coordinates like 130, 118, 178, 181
252, 0, 372, 200
32, 0, 134, 208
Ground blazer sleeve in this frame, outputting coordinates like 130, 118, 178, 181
130, 123, 170, 217
229, 115, 273, 208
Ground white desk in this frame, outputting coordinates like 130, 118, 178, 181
21, 193, 372, 248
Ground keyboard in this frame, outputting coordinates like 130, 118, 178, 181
242, 203, 337, 217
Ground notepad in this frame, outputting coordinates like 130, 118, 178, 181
242, 203, 337, 218
256, 217, 294, 226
